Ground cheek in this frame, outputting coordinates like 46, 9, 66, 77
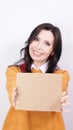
29, 43, 33, 51
29, 43, 34, 55
45, 47, 53, 56
29, 43, 33, 48
43, 47, 54, 61
30, 41, 35, 47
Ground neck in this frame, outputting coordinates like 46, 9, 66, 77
33, 61, 47, 68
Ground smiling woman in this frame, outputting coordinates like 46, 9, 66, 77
2, 23, 70, 130
20, 23, 62, 73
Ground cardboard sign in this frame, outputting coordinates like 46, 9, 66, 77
15, 73, 62, 112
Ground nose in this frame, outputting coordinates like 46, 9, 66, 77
36, 42, 42, 49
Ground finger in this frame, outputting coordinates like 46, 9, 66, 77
12, 87, 18, 97
12, 92, 18, 102
13, 87, 18, 93
12, 101, 16, 107
61, 102, 70, 107
12, 96, 17, 107
61, 95, 69, 103
12, 95, 16, 100
61, 101, 70, 113
61, 91, 68, 96
12, 87, 19, 107
61, 108, 69, 112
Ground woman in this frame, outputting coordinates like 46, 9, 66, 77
2, 23, 70, 130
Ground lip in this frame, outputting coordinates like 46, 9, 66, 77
33, 50, 43, 56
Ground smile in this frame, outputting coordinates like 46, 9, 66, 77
33, 50, 43, 56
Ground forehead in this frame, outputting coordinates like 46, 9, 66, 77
38, 30, 54, 43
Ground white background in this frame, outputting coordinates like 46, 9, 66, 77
0, 0, 73, 129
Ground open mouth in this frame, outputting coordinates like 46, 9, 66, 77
33, 50, 43, 56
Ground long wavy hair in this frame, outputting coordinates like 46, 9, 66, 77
16, 23, 62, 73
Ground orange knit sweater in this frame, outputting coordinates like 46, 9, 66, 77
2, 65, 70, 130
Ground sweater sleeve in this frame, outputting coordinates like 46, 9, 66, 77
54, 69, 70, 92
6, 66, 21, 104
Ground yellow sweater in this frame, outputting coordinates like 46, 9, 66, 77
2, 65, 70, 130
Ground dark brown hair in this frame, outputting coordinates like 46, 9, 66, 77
17, 23, 62, 73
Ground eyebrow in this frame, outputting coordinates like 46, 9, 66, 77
37, 36, 54, 45
45, 40, 54, 45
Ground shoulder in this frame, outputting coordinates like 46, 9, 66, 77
6, 65, 21, 73
54, 69, 70, 81
54, 68, 69, 74
54, 69, 70, 91
6, 65, 21, 78
6, 65, 21, 87
6, 63, 26, 73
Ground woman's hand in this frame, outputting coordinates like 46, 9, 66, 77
12, 87, 18, 107
61, 91, 70, 112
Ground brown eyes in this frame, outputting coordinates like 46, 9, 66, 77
33, 37, 51, 46
45, 42, 51, 46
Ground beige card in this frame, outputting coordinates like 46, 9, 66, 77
15, 73, 62, 112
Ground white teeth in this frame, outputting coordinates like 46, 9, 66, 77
33, 50, 42, 56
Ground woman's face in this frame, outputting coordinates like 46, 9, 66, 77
29, 30, 54, 67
